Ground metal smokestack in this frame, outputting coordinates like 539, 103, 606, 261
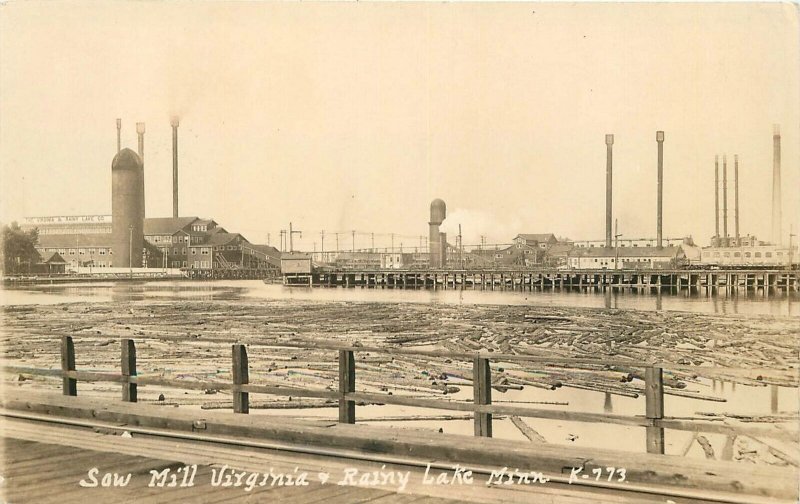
714, 155, 720, 244
136, 122, 145, 160
605, 134, 614, 248
723, 154, 728, 246
116, 118, 122, 154
772, 125, 782, 244
136, 122, 146, 221
656, 131, 664, 248
171, 117, 179, 218
734, 154, 740, 246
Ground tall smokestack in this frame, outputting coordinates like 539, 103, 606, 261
772, 124, 782, 244
605, 134, 614, 248
723, 154, 728, 246
171, 117, 179, 218
656, 131, 664, 248
734, 154, 740, 246
136, 122, 146, 221
116, 118, 121, 154
715, 155, 720, 244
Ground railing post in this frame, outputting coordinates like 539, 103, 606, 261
473, 357, 492, 437
60, 336, 77, 396
338, 350, 356, 424
232, 344, 249, 414
645, 366, 665, 454
121, 338, 137, 402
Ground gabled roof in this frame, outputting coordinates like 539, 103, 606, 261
515, 233, 558, 243
144, 217, 200, 235
569, 246, 683, 258
203, 232, 249, 247
545, 243, 575, 256
249, 244, 281, 258
38, 251, 67, 264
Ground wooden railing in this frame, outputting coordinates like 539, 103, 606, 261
2, 335, 795, 453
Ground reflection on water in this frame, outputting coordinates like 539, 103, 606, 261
2, 280, 798, 316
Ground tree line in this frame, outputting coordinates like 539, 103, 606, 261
1, 222, 40, 274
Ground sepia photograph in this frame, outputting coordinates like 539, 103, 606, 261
1, 1, 798, 503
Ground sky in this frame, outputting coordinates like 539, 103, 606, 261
1, 1, 798, 251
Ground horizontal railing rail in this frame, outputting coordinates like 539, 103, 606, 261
2, 335, 797, 452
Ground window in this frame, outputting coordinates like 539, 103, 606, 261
734, 252, 741, 257
765, 252, 772, 258
755, 252, 762, 258
182, 261, 187, 267
723, 252, 730, 258
777, 252, 784, 257
182, 248, 186, 255
745, 252, 751, 258
154, 236, 160, 242
99, 249, 106, 255
69, 250, 75, 255
713, 252, 720, 258
173, 248, 178, 255
88, 249, 96, 255
202, 248, 209, 255
79, 249, 85, 255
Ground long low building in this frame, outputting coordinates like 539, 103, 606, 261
567, 246, 686, 270
25, 215, 280, 274
699, 244, 797, 268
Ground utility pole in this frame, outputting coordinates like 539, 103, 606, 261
614, 219, 622, 270
458, 224, 463, 269
335, 232, 340, 253
371, 233, 375, 252
128, 225, 133, 279
320, 230, 325, 261
352, 230, 356, 252
391, 233, 395, 253
788, 225, 795, 271
289, 222, 302, 253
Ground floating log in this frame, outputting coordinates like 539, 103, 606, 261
510, 416, 547, 443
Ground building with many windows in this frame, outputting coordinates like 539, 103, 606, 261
567, 246, 686, 270
25, 215, 280, 274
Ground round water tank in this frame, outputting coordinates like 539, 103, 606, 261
430, 198, 446, 224
112, 148, 144, 268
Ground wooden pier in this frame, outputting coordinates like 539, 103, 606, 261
284, 268, 800, 294
1, 335, 797, 503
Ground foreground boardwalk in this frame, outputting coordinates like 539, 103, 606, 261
1, 391, 796, 504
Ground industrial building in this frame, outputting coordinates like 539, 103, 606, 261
700, 125, 798, 267
22, 118, 280, 278
512, 233, 559, 250
29, 215, 280, 274
568, 246, 686, 270
699, 240, 797, 268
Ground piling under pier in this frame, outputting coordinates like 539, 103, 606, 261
282, 268, 799, 295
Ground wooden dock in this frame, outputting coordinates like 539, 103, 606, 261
283, 268, 800, 294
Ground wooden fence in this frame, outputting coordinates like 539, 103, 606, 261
3, 335, 795, 454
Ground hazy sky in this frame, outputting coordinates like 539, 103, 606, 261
1, 1, 798, 250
